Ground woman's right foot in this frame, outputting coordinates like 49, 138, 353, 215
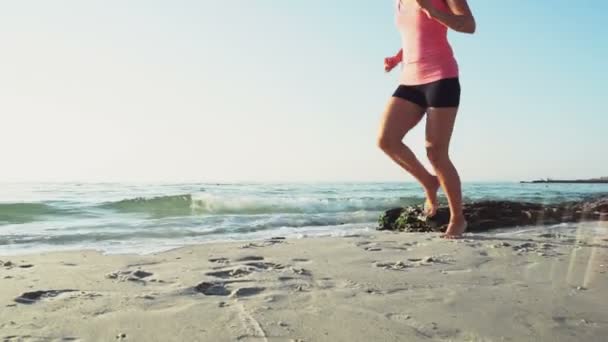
442, 218, 467, 239
423, 176, 440, 218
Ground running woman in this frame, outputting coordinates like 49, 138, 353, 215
379, 0, 476, 238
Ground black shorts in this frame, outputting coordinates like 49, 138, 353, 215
392, 77, 461, 108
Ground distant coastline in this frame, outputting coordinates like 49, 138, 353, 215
521, 177, 608, 184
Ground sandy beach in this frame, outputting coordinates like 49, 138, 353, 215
1, 224, 607, 342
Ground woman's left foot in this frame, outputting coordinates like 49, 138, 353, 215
441, 220, 467, 239
423, 176, 440, 218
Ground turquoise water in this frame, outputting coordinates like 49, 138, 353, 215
0, 182, 606, 255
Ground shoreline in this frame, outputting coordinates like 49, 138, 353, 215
0, 227, 377, 257
1, 216, 605, 258
521, 180, 608, 184
1, 223, 607, 341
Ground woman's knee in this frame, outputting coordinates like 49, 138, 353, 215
377, 134, 395, 152
426, 144, 449, 166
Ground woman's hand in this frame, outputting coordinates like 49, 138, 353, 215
419, 0, 476, 34
384, 49, 403, 73
384, 57, 398, 72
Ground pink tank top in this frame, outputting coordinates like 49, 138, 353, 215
395, 0, 459, 85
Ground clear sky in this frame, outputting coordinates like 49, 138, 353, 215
1, 0, 606, 182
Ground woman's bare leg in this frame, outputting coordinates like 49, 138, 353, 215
377, 97, 440, 214
425, 106, 466, 238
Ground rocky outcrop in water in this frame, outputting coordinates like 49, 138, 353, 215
378, 197, 608, 233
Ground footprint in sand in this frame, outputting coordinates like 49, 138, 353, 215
194, 282, 231, 296
512, 243, 537, 253
231, 287, 266, 298
208, 257, 230, 264
194, 281, 265, 298
1, 261, 34, 269
206, 267, 252, 279
376, 256, 448, 271
275, 267, 315, 292
291, 283, 313, 292
126, 261, 162, 268
411, 321, 461, 340
290, 267, 312, 276
3, 336, 81, 342
106, 269, 155, 283
386, 313, 412, 321
14, 289, 79, 305
386, 245, 411, 251
386, 315, 463, 340
235, 256, 265, 262
359, 240, 412, 252
204, 258, 293, 299
441, 268, 473, 275
413, 256, 449, 264
240, 237, 286, 249
136, 294, 156, 300
355, 241, 372, 247
244, 262, 284, 270
61, 262, 78, 267
552, 316, 598, 328
361, 240, 400, 250
291, 258, 310, 263
206, 257, 285, 282
511, 242, 560, 257
539, 232, 570, 239
375, 261, 412, 271
491, 242, 512, 248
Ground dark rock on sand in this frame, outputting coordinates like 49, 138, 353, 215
378, 196, 608, 233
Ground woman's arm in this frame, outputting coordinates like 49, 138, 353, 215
420, 0, 476, 34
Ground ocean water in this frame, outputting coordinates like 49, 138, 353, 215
0, 182, 607, 255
